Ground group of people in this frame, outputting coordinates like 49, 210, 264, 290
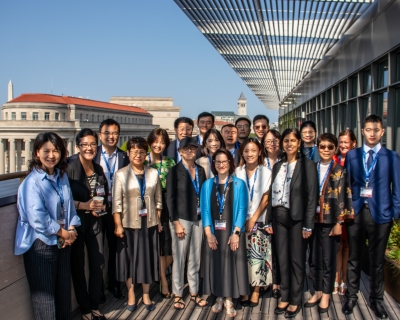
14, 111, 400, 320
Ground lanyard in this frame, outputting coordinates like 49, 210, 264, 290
133, 171, 146, 201
235, 141, 240, 149
46, 176, 65, 216
101, 151, 117, 182
182, 162, 200, 205
230, 148, 236, 157
317, 160, 334, 195
306, 145, 316, 159
148, 154, 163, 176
197, 135, 201, 145
246, 166, 259, 202
215, 175, 230, 217
267, 157, 271, 170
363, 151, 379, 187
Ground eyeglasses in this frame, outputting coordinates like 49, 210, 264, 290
236, 124, 249, 129
301, 130, 315, 136
214, 160, 230, 166
182, 146, 198, 152
79, 143, 97, 149
264, 139, 279, 145
100, 132, 120, 137
254, 125, 268, 130
318, 144, 335, 151
130, 151, 147, 157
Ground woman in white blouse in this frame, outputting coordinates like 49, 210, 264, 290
235, 138, 272, 307
265, 128, 318, 318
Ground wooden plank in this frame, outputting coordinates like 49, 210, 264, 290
332, 293, 347, 320
196, 294, 215, 320
383, 291, 400, 320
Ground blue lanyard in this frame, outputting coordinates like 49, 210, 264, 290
101, 151, 116, 182
197, 135, 201, 145
267, 157, 271, 170
215, 175, 230, 215
235, 141, 240, 149
148, 154, 162, 176
317, 160, 334, 195
246, 167, 259, 202
230, 148, 236, 157
133, 171, 146, 201
182, 162, 200, 203
307, 146, 316, 159
363, 151, 379, 187
46, 175, 65, 216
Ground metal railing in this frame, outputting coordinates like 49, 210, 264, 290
0, 171, 27, 207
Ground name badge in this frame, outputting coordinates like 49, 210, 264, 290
316, 206, 320, 213
360, 187, 373, 198
139, 208, 148, 217
96, 185, 106, 196
252, 222, 258, 232
197, 207, 201, 215
215, 220, 226, 230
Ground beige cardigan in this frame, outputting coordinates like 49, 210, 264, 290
112, 165, 162, 229
196, 156, 214, 179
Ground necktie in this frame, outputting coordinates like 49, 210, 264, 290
367, 149, 374, 169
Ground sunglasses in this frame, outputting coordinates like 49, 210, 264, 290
318, 145, 335, 151
254, 125, 268, 130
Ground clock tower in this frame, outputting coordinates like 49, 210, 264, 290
237, 92, 247, 116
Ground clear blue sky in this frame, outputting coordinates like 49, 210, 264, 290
0, 1, 278, 122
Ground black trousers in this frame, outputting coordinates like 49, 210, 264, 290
24, 239, 71, 320
71, 227, 104, 314
346, 206, 392, 301
101, 207, 120, 291
309, 223, 340, 294
271, 233, 281, 285
273, 206, 307, 305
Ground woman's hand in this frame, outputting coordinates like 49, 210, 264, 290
265, 226, 274, 234
302, 230, 312, 239
329, 223, 342, 236
63, 229, 77, 247
206, 234, 218, 250
158, 222, 163, 233
174, 221, 186, 239
115, 225, 124, 238
82, 199, 102, 215
228, 234, 240, 251
245, 218, 256, 233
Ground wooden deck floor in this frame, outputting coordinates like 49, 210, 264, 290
72, 272, 400, 320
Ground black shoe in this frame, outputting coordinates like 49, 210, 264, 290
370, 300, 388, 319
272, 289, 281, 299
249, 300, 259, 307
318, 300, 330, 313
274, 304, 289, 315
240, 299, 250, 307
91, 313, 106, 320
342, 299, 357, 315
100, 292, 106, 304
304, 297, 321, 308
284, 306, 301, 318
112, 288, 125, 300
144, 302, 155, 311
259, 285, 271, 297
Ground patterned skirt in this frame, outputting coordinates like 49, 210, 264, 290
246, 227, 273, 287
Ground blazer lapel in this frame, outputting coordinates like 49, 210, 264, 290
94, 145, 102, 164
117, 148, 127, 169
356, 147, 366, 182
366, 147, 384, 186
290, 157, 302, 191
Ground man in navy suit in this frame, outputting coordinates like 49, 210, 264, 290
195, 112, 215, 160
343, 114, 400, 318
163, 117, 194, 163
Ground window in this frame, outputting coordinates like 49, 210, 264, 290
377, 91, 388, 146
333, 106, 339, 135
350, 76, 358, 98
362, 70, 371, 93
396, 53, 400, 82
44, 112, 50, 121
92, 114, 94, 122
80, 114, 83, 121
102, 115, 105, 121
361, 97, 371, 121
55, 113, 59, 121
340, 104, 347, 129
21, 112, 26, 120
33, 112, 39, 120
378, 60, 389, 88
11, 112, 16, 120
326, 90, 332, 107
86, 114, 88, 120
333, 86, 339, 104
5, 112, 8, 120
97, 115, 100, 122
21, 141, 25, 150
349, 101, 358, 135
342, 81, 348, 101
61, 113, 65, 120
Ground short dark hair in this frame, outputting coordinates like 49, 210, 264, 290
99, 118, 120, 132
127, 137, 148, 152
174, 117, 194, 129
75, 128, 98, 146
238, 137, 265, 166
317, 133, 338, 148
280, 128, 302, 162
211, 148, 236, 176
221, 123, 237, 132
261, 129, 282, 157
235, 117, 251, 127
300, 120, 317, 133
362, 114, 383, 128
252, 114, 269, 125
28, 132, 68, 177
197, 112, 214, 124
147, 128, 170, 149
202, 129, 226, 156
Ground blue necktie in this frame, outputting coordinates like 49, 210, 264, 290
367, 149, 374, 169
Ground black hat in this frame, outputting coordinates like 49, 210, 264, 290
179, 137, 199, 149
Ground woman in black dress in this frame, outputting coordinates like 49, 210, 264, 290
200, 148, 249, 318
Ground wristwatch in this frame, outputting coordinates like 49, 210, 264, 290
233, 230, 241, 236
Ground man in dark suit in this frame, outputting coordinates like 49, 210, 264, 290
195, 112, 215, 159
221, 124, 241, 167
163, 117, 194, 163
235, 117, 251, 147
343, 114, 400, 318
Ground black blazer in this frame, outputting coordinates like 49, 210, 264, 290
163, 140, 179, 163
66, 156, 109, 235
166, 161, 206, 222
266, 156, 318, 229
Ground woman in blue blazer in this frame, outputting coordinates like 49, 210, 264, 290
200, 148, 249, 318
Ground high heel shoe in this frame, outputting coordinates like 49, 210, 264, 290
339, 282, 347, 296
284, 306, 301, 318
332, 281, 339, 294
318, 300, 330, 313
304, 297, 321, 308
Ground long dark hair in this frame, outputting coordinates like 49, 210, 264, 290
28, 132, 68, 177
238, 137, 265, 167
280, 128, 302, 162
261, 129, 282, 158
201, 128, 226, 156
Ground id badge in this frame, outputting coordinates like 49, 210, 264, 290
215, 220, 227, 231
197, 207, 201, 215
252, 222, 258, 232
96, 185, 106, 196
316, 206, 320, 214
139, 208, 148, 217
360, 187, 373, 198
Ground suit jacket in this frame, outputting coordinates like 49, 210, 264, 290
345, 146, 400, 223
66, 156, 109, 235
164, 140, 179, 163
112, 165, 162, 229
166, 162, 206, 222
200, 176, 248, 234
266, 156, 319, 229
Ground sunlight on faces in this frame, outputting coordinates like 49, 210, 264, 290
76, 135, 97, 161
129, 146, 147, 166
338, 135, 356, 156
198, 116, 214, 135
99, 124, 119, 148
214, 153, 230, 175
362, 122, 384, 147
36, 141, 61, 174
179, 145, 198, 162
236, 120, 251, 139
264, 132, 280, 156
175, 123, 193, 141
253, 119, 269, 139
151, 135, 166, 155
205, 133, 221, 155
283, 133, 301, 157
318, 140, 336, 162
301, 126, 316, 144
243, 142, 261, 165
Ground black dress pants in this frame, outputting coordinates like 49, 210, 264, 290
71, 227, 105, 314
272, 206, 307, 305
309, 223, 340, 294
346, 206, 392, 301
24, 239, 71, 320
271, 233, 281, 285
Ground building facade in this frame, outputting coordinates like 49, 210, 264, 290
0, 93, 156, 174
